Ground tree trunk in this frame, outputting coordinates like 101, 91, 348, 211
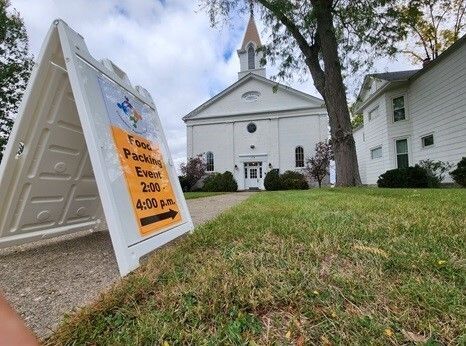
310, 0, 361, 186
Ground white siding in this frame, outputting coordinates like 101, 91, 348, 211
278, 115, 327, 173
190, 123, 234, 174
360, 95, 390, 184
353, 127, 367, 184
408, 44, 466, 180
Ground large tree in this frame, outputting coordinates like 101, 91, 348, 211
0, 0, 33, 162
398, 0, 466, 62
201, 0, 405, 186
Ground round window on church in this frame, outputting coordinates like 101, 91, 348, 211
247, 123, 257, 133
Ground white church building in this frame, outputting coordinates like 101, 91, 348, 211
183, 15, 329, 190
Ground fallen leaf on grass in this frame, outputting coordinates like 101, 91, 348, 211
402, 329, 429, 343
285, 330, 291, 339
384, 328, 394, 337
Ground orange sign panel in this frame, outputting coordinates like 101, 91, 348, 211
111, 126, 182, 236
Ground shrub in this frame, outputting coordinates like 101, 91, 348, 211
264, 170, 309, 190
179, 155, 206, 190
203, 171, 237, 192
178, 175, 190, 191
304, 140, 333, 188
264, 169, 281, 191
220, 171, 238, 192
203, 173, 221, 192
377, 165, 431, 188
450, 157, 466, 187
418, 159, 452, 187
280, 170, 309, 190
377, 168, 406, 188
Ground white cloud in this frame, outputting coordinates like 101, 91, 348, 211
10, 0, 419, 169
10, 0, 240, 169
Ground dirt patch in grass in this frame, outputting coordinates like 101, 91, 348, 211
46, 188, 466, 345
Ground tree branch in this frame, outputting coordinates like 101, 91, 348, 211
256, 0, 326, 93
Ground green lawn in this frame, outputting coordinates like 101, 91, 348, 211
184, 191, 227, 199
47, 188, 465, 345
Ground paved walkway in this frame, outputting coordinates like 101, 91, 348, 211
0, 192, 254, 338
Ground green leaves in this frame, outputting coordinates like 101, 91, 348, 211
397, 0, 466, 62
0, 0, 33, 162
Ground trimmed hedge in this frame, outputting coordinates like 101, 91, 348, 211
203, 171, 238, 192
264, 169, 281, 191
377, 165, 433, 188
450, 157, 466, 187
264, 169, 308, 191
178, 176, 190, 192
280, 170, 309, 190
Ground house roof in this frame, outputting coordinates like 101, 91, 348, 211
182, 73, 324, 121
241, 15, 261, 49
370, 70, 419, 81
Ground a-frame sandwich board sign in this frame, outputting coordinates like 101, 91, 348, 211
0, 19, 194, 276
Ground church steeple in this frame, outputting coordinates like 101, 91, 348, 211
237, 6, 266, 79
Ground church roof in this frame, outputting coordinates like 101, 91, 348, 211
183, 73, 325, 121
241, 15, 261, 49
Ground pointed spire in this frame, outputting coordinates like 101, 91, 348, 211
241, 10, 261, 50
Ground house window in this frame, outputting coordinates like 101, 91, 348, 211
396, 139, 409, 168
393, 96, 406, 122
247, 44, 255, 70
295, 146, 304, 167
368, 106, 379, 121
422, 134, 434, 147
206, 151, 214, 172
370, 146, 382, 159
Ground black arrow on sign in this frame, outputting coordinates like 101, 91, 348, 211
140, 209, 178, 227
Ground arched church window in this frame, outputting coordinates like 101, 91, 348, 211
247, 44, 255, 70
206, 151, 214, 172
295, 146, 304, 168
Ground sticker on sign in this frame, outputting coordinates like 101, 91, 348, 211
0, 19, 194, 276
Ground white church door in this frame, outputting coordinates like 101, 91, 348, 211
244, 162, 263, 190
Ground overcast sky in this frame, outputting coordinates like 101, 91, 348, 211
11, 0, 418, 168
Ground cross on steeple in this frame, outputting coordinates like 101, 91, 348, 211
249, 0, 254, 17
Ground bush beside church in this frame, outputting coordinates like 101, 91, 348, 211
203, 171, 238, 192
264, 170, 309, 191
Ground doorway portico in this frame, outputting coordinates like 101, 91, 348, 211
238, 154, 268, 190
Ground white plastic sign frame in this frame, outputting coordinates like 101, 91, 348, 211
0, 19, 193, 276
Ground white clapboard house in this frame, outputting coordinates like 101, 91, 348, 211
353, 35, 466, 184
183, 14, 329, 190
